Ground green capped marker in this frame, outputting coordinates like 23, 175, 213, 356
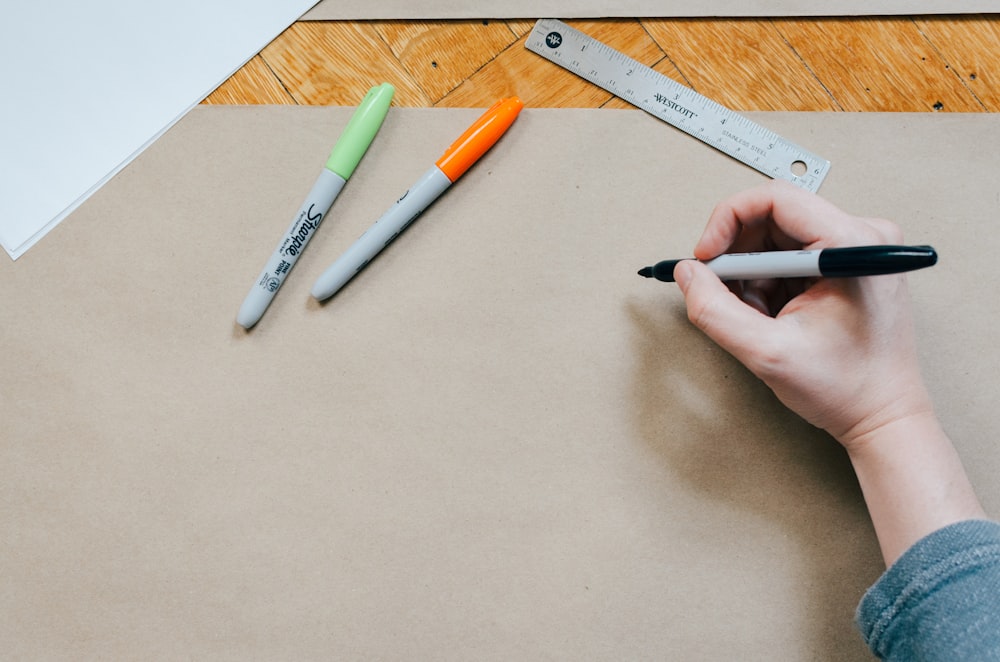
237, 83, 395, 329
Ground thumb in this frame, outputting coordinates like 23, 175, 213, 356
674, 260, 776, 363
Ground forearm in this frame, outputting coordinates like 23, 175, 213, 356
844, 411, 988, 566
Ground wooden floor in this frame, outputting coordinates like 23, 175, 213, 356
205, 17, 1000, 112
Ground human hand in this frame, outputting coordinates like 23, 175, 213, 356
674, 180, 935, 450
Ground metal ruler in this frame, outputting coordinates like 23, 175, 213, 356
525, 19, 830, 192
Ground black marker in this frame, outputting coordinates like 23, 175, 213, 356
638, 245, 938, 282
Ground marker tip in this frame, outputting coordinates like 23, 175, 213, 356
638, 266, 653, 278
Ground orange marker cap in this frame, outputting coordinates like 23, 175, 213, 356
435, 97, 524, 182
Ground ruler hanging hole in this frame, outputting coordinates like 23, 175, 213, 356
790, 160, 808, 177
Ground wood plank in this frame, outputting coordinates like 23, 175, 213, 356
774, 18, 983, 112
202, 18, 1000, 112
203, 56, 294, 106
438, 20, 665, 108
915, 15, 1000, 112
640, 19, 839, 111
371, 20, 519, 103
506, 20, 537, 39
259, 22, 430, 106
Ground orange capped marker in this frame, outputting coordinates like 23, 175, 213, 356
435, 97, 524, 181
312, 97, 523, 301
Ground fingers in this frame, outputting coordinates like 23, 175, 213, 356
737, 277, 811, 317
674, 260, 779, 362
694, 180, 897, 260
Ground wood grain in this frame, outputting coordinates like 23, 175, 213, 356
914, 15, 1000, 111
257, 22, 430, 106
372, 21, 519, 103
203, 17, 1000, 112
775, 18, 984, 112
640, 20, 839, 111
440, 20, 666, 108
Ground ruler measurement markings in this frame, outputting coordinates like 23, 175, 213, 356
525, 19, 830, 192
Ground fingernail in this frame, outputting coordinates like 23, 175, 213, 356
673, 260, 693, 291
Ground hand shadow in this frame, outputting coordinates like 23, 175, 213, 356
625, 295, 882, 661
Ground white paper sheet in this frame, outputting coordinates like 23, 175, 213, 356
0, 1, 318, 260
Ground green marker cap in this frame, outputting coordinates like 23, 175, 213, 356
325, 83, 395, 180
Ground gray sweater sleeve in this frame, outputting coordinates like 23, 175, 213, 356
856, 519, 1000, 660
